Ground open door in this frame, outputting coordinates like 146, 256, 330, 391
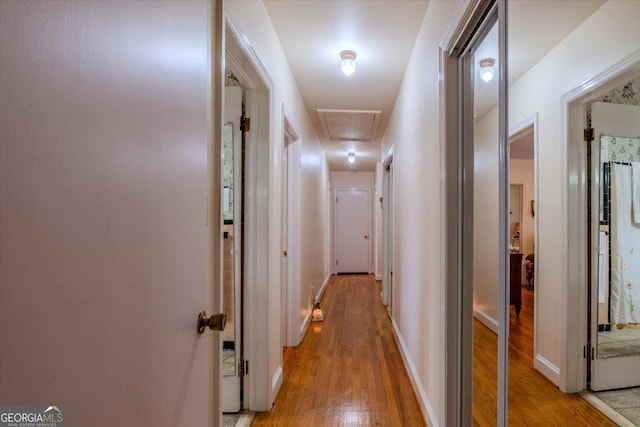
0, 1, 223, 425
590, 101, 640, 390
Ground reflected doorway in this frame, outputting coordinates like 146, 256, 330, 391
223, 83, 244, 413
589, 97, 640, 391
470, 16, 501, 426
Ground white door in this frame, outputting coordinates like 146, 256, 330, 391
223, 86, 243, 412
590, 101, 640, 390
335, 189, 370, 273
0, 1, 220, 425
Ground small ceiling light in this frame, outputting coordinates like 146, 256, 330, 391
479, 58, 495, 83
347, 152, 356, 163
340, 50, 357, 76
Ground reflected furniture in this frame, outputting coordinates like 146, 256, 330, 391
510, 253, 523, 317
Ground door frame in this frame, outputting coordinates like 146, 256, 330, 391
224, 11, 277, 411
561, 50, 640, 393
281, 104, 302, 347
441, 0, 507, 424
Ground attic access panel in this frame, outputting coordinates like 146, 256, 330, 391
317, 109, 381, 142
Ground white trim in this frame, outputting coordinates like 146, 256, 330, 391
382, 146, 394, 170
282, 105, 302, 348
375, 274, 383, 281
271, 365, 283, 402
473, 309, 498, 334
560, 50, 640, 393
579, 392, 638, 427
297, 275, 331, 345
315, 274, 331, 303
224, 10, 275, 412
391, 318, 439, 427
299, 312, 311, 340
534, 354, 561, 385
440, 0, 482, 52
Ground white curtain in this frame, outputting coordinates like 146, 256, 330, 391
611, 163, 640, 324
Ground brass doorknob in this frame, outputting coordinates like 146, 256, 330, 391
198, 311, 227, 333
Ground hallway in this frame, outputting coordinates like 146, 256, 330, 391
252, 275, 425, 426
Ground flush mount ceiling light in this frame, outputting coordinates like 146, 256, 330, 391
340, 50, 357, 76
347, 151, 356, 163
479, 58, 495, 83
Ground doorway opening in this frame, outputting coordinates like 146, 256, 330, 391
222, 80, 245, 414
224, 11, 276, 413
562, 51, 640, 422
281, 107, 301, 348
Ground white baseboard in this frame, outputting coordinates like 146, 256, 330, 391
299, 312, 310, 344
375, 274, 382, 281
534, 353, 560, 386
473, 308, 498, 334
272, 365, 283, 402
315, 274, 331, 302
391, 318, 439, 427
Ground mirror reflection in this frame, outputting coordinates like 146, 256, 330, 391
223, 121, 236, 378
472, 18, 499, 425
596, 134, 640, 358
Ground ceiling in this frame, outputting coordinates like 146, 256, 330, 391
264, 0, 607, 172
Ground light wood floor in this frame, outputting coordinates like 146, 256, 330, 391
251, 276, 615, 426
473, 288, 616, 426
251, 274, 425, 426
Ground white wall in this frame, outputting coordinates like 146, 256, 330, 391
224, 0, 330, 407
380, 1, 462, 424
473, 108, 500, 330
508, 0, 640, 385
0, 1, 216, 425
510, 159, 535, 257
331, 171, 374, 189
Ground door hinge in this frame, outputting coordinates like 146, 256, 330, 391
336, 259, 338, 265
583, 345, 587, 359
241, 116, 251, 133
584, 127, 594, 142
238, 359, 248, 377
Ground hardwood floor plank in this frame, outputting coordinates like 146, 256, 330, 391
472, 288, 617, 426
252, 277, 612, 426
251, 274, 425, 426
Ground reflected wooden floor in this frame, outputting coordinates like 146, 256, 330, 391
473, 288, 616, 426
252, 274, 425, 426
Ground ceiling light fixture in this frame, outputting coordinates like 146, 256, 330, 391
479, 58, 495, 83
347, 151, 356, 163
340, 50, 357, 76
